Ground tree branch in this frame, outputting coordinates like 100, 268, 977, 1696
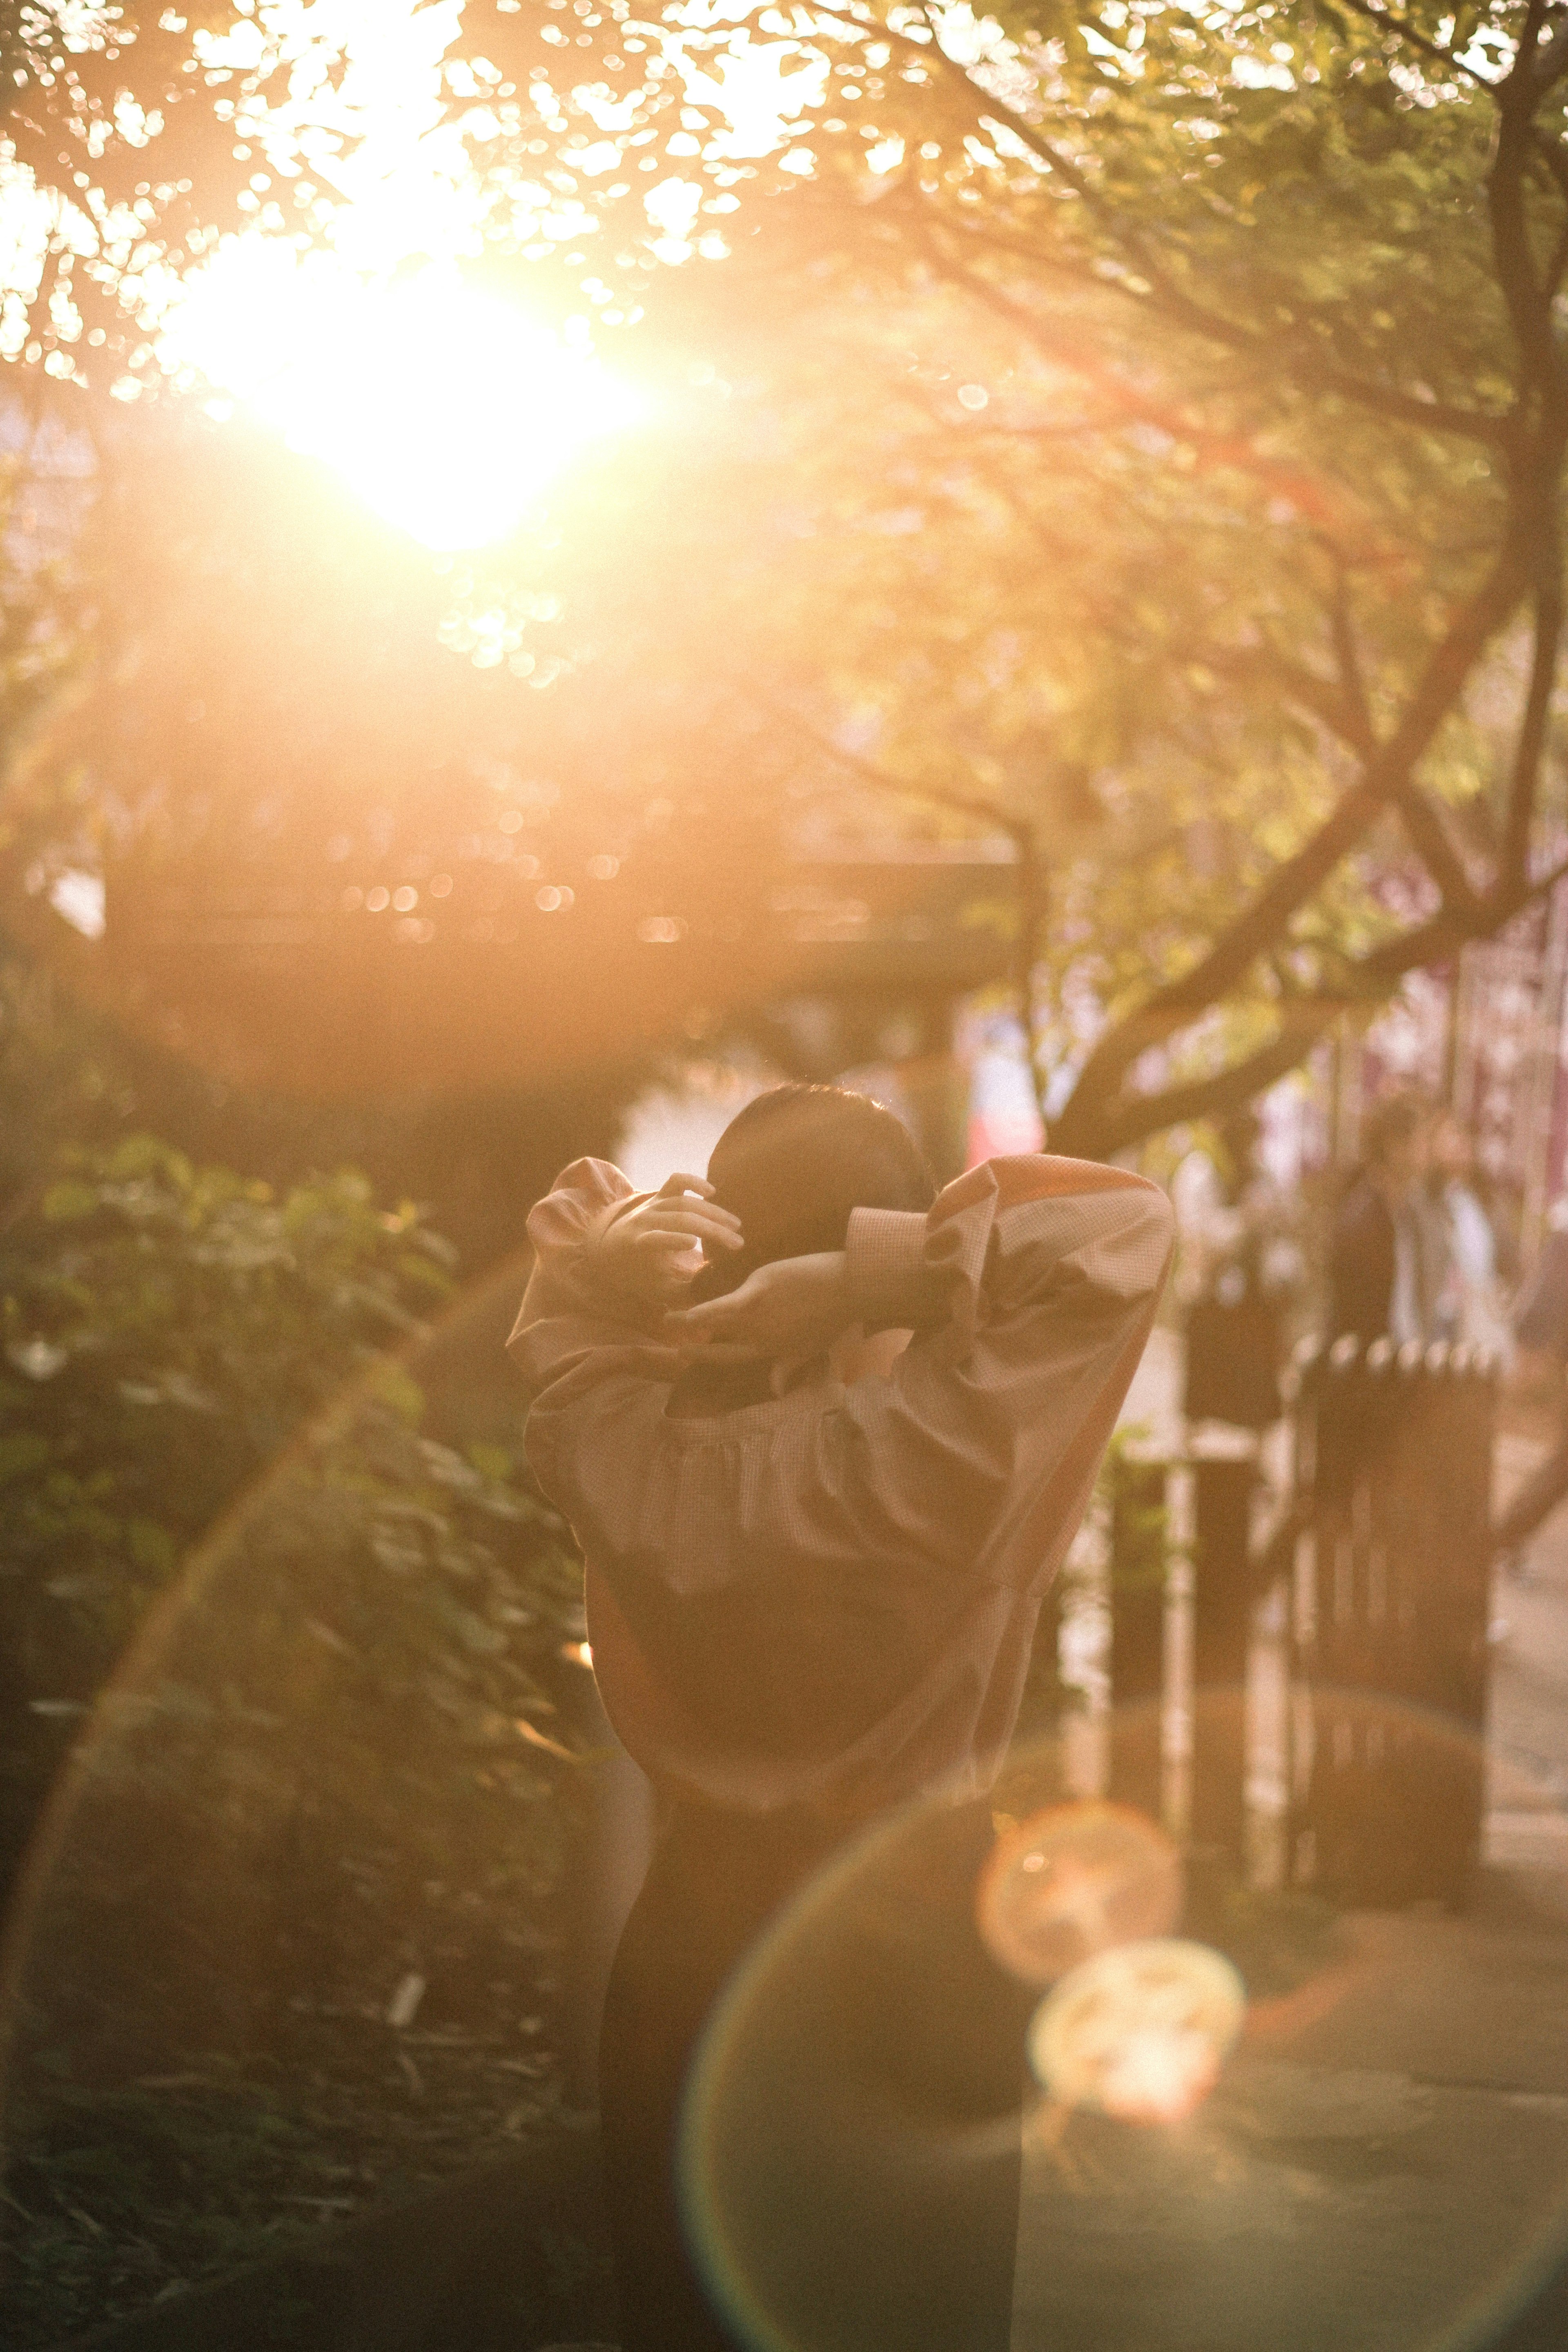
1530, 129, 1568, 297
1065, 826, 1568, 1161
1529, 16, 1568, 95
1086, 1005, 1344, 1159
1388, 773, 1488, 913
777, 7, 1511, 449
1050, 542, 1528, 1152
766, 697, 1016, 835
759, 696, 1052, 1114
1491, 9, 1565, 400
930, 210, 1512, 446
873, 21, 1511, 450
1081, 833, 1568, 1155
900, 0, 1384, 414
1333, 0, 1492, 85
1201, 641, 1375, 762
918, 226, 1388, 540
1502, 573, 1565, 886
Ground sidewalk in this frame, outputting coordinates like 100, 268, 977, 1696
1012, 1353, 1568, 2352
1489, 1424, 1568, 1869
1014, 1872, 1568, 2352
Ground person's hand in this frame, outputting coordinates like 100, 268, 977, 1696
666, 1251, 852, 1363
592, 1173, 744, 1305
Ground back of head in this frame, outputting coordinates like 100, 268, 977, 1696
691, 1083, 935, 1304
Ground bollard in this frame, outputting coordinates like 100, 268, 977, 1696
1189, 1437, 1257, 1870
1101, 1438, 1259, 1869
1106, 1451, 1168, 1821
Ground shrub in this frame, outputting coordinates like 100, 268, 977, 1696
0, 1136, 587, 2074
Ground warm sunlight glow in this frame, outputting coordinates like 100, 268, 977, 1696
169, 246, 642, 550
1027, 1940, 1246, 2125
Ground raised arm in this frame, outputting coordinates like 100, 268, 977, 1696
508, 1156, 742, 1401
825, 1154, 1175, 1582
522, 1152, 1173, 1602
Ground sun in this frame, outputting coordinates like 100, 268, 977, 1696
169, 245, 643, 552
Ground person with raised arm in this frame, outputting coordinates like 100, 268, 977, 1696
509, 1083, 1174, 2351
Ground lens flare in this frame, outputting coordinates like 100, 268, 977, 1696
978, 1800, 1182, 1986
13, 1658, 1568, 2352
1027, 1938, 1246, 2124
167, 247, 642, 550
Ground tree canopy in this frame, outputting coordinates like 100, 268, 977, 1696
425, 0, 1568, 1151
9, 4, 1568, 1154
0, 2, 357, 389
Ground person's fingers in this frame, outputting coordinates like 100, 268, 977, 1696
670, 1281, 745, 1317
656, 1174, 741, 1229
659, 1170, 716, 1199
628, 1205, 739, 1237
666, 1306, 728, 1335
631, 1203, 742, 1240
629, 1218, 744, 1253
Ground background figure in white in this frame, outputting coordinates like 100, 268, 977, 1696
1428, 1110, 1512, 1364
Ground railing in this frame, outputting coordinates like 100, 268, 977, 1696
1068, 1337, 1499, 1908
1292, 1336, 1497, 1905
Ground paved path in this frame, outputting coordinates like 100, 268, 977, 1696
1489, 1428, 1568, 1868
1015, 1882, 1568, 2351
1013, 1349, 1568, 2352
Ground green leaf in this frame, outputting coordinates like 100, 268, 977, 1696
105, 1136, 184, 1186
466, 1442, 514, 1484
127, 1520, 178, 1579
367, 1363, 424, 1425
394, 1252, 452, 1297
0, 1432, 51, 1484
40, 1182, 99, 1223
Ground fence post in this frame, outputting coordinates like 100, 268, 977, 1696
1106, 1450, 1168, 1821
1189, 1434, 1258, 1871
1102, 1440, 1258, 1863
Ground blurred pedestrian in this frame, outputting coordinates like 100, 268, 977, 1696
1327, 1087, 1445, 1346
1427, 1109, 1512, 1361
1174, 1109, 1303, 1428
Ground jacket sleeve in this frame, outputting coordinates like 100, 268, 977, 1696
506, 1157, 676, 1402
513, 1151, 1173, 1599
822, 1154, 1176, 1584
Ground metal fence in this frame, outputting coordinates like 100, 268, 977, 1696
1083, 1338, 1498, 1908
1290, 1336, 1497, 1904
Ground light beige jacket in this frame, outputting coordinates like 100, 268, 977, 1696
510, 1153, 1173, 1821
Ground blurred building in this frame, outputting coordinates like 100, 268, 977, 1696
41, 817, 1019, 1187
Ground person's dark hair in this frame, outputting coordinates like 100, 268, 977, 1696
690, 1083, 935, 1304
1361, 1086, 1431, 1171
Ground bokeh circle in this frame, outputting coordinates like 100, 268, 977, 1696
978, 1800, 1183, 1986
683, 1692, 1568, 2352
1026, 1937, 1245, 2120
